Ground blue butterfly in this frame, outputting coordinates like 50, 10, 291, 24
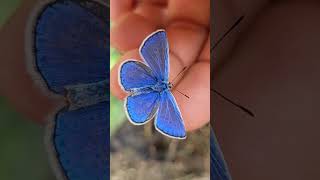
119, 30, 186, 139
211, 128, 232, 180
27, 0, 109, 179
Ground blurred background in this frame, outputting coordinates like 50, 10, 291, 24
0, 1, 55, 179
0, 1, 210, 179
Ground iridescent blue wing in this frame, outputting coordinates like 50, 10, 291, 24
51, 102, 108, 180
119, 60, 158, 92
139, 30, 169, 82
154, 90, 186, 139
33, 0, 108, 94
211, 128, 232, 180
125, 91, 160, 124
29, 1, 109, 180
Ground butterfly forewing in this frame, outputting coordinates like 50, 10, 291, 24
119, 60, 157, 92
34, 0, 108, 94
140, 30, 169, 82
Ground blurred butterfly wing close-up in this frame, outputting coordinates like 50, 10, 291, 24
34, 0, 108, 93
28, 0, 109, 179
53, 102, 108, 180
119, 30, 186, 139
211, 129, 232, 180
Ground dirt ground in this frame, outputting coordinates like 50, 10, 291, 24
111, 122, 210, 180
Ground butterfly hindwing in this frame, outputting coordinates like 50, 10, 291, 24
140, 30, 169, 82
211, 129, 232, 180
119, 60, 158, 91
125, 91, 160, 124
154, 90, 186, 139
34, 0, 108, 94
52, 102, 109, 180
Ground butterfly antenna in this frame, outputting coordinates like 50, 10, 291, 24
170, 67, 190, 99
212, 89, 255, 117
171, 67, 187, 86
211, 15, 244, 52
175, 89, 190, 99
211, 16, 253, 117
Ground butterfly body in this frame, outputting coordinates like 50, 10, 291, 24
152, 82, 172, 92
131, 82, 171, 95
119, 30, 186, 139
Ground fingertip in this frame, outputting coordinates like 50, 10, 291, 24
110, 0, 135, 20
111, 13, 158, 52
134, 2, 168, 27
173, 62, 210, 132
168, 0, 210, 27
199, 36, 210, 61
110, 63, 126, 100
167, 22, 208, 66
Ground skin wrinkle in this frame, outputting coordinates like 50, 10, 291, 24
167, 21, 208, 66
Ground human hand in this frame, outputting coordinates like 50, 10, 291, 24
110, 0, 211, 131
